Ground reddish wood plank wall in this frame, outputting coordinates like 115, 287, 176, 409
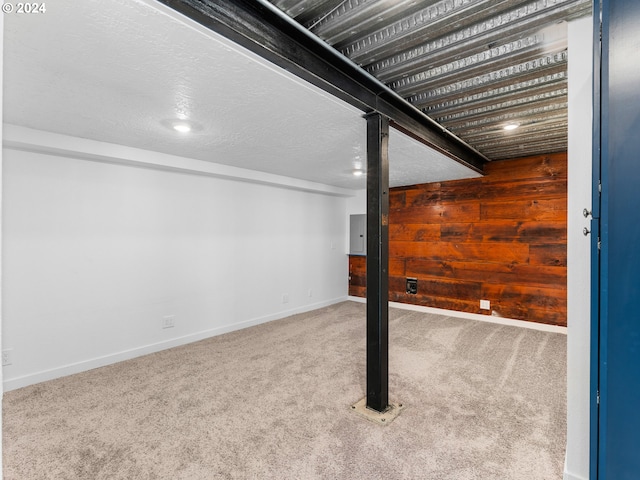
348, 153, 567, 326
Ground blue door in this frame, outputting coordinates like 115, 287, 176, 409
595, 0, 640, 477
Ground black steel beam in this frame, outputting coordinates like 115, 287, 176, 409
366, 113, 390, 413
155, 0, 487, 172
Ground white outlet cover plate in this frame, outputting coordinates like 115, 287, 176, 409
2, 350, 13, 366
162, 316, 175, 329
480, 300, 491, 310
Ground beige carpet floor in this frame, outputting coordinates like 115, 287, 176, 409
3, 301, 566, 479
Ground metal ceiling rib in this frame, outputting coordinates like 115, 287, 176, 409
269, 0, 592, 160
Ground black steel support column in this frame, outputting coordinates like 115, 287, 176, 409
366, 113, 390, 413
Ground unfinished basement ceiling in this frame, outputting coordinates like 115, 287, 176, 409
269, 0, 592, 160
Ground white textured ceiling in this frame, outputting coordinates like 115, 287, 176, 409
3, 0, 480, 189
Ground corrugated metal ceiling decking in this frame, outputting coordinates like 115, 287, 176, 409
269, 0, 591, 160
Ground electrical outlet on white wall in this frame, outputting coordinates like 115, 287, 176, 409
162, 315, 176, 329
480, 300, 491, 310
2, 349, 13, 366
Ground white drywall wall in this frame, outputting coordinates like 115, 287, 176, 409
565, 15, 593, 480
1, 10, 4, 475
2, 130, 350, 391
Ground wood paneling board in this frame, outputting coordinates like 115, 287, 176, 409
349, 153, 568, 326
481, 284, 567, 326
406, 259, 567, 289
480, 199, 567, 222
388, 224, 440, 242
529, 244, 567, 267
390, 241, 530, 264
389, 291, 480, 314
389, 276, 482, 299
389, 258, 406, 276
389, 190, 407, 208
482, 153, 567, 180
390, 203, 481, 224
440, 222, 567, 244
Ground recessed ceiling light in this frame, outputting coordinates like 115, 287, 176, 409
503, 123, 520, 131
172, 122, 192, 133
161, 118, 202, 134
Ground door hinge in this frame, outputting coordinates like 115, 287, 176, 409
599, 181, 602, 194
597, 390, 600, 405
598, 237, 601, 250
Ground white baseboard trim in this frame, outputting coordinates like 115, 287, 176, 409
347, 296, 567, 334
3, 296, 348, 392
563, 450, 589, 480
564, 471, 588, 480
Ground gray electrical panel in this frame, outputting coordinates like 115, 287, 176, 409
349, 214, 366, 255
